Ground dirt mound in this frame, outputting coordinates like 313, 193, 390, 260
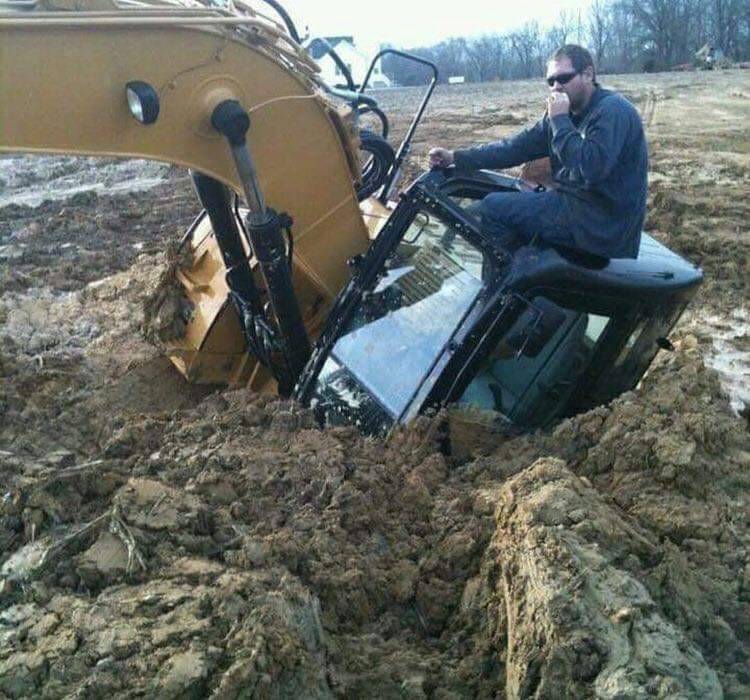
647, 182, 749, 310
1, 333, 749, 696
0, 241, 214, 461
491, 458, 721, 698
477, 333, 750, 694
141, 240, 194, 345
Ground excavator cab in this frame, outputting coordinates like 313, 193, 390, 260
295, 169, 703, 435
0, 0, 703, 437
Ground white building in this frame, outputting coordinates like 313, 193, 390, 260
306, 36, 391, 89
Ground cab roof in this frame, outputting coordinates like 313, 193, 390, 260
504, 233, 703, 302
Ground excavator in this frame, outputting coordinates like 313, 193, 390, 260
0, 0, 703, 437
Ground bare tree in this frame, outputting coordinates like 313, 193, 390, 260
466, 34, 507, 82
629, 0, 700, 69
548, 10, 577, 46
543, 11, 579, 71
381, 0, 750, 85
588, 0, 612, 69
435, 38, 470, 80
509, 21, 542, 78
713, 0, 745, 58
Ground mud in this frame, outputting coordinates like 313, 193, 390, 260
1, 70, 750, 698
0, 168, 195, 296
0, 155, 170, 209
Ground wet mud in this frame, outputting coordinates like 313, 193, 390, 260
1, 70, 749, 697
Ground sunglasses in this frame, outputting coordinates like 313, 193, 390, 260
546, 71, 578, 87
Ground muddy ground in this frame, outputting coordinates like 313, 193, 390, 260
1, 70, 749, 698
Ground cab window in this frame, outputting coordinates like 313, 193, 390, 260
459, 295, 611, 428
585, 302, 685, 405
310, 209, 490, 426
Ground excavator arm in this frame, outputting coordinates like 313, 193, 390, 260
0, 0, 372, 388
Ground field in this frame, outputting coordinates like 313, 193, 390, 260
1, 70, 749, 697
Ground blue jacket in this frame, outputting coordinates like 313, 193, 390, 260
453, 88, 648, 259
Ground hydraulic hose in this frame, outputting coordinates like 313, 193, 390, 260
357, 129, 395, 201
255, 0, 301, 43
313, 39, 356, 90
356, 105, 389, 140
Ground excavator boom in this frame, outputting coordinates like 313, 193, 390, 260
0, 0, 372, 387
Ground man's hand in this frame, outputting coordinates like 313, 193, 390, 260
428, 147, 455, 168
547, 92, 570, 119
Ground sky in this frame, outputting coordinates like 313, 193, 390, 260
277, 1, 593, 56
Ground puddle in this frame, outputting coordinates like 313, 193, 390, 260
701, 307, 750, 415
0, 154, 169, 208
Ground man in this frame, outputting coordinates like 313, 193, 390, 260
429, 45, 648, 259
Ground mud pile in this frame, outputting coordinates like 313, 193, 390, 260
1, 329, 748, 697
2, 71, 750, 697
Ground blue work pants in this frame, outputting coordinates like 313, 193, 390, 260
479, 190, 577, 252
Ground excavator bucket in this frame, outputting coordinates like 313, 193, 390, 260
161, 209, 332, 391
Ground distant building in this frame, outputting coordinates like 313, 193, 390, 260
695, 43, 725, 69
306, 36, 391, 89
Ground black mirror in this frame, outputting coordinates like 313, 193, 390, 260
506, 298, 568, 358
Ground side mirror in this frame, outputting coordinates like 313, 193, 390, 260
506, 298, 568, 358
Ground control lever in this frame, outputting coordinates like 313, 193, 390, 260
211, 99, 311, 395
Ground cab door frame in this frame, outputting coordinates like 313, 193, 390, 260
425, 286, 642, 428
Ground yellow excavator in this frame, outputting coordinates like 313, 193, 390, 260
0, 0, 703, 437
0, 0, 427, 390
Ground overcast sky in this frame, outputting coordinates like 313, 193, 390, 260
278, 1, 593, 55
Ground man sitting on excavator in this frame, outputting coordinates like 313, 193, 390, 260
429, 44, 648, 260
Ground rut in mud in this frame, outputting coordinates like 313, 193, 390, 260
1, 70, 749, 698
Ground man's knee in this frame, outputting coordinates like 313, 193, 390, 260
478, 192, 517, 224
474, 193, 528, 250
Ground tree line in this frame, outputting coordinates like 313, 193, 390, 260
381, 0, 750, 85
